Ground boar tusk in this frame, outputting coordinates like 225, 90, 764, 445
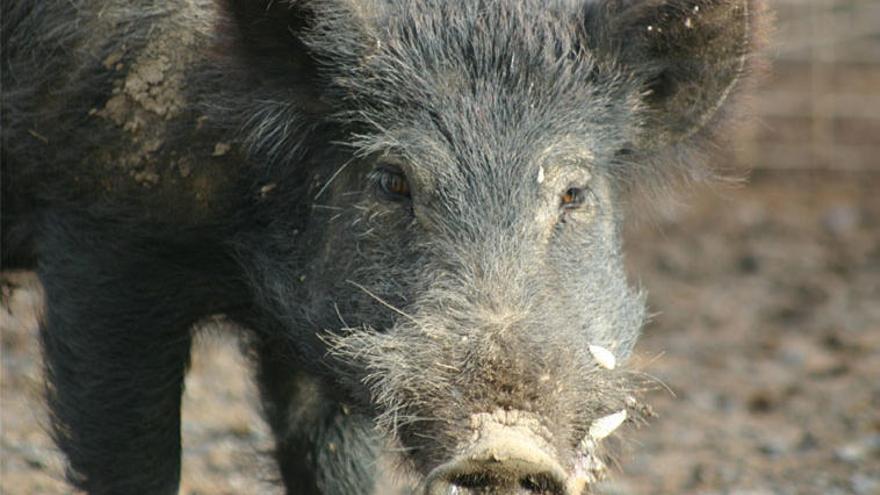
589, 344, 616, 370
589, 410, 627, 440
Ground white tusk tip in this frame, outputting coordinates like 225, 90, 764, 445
589, 409, 627, 440
589, 344, 617, 370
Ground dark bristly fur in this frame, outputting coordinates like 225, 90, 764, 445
1, 1, 767, 493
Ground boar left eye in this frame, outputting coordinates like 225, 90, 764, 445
560, 187, 587, 210
373, 166, 411, 201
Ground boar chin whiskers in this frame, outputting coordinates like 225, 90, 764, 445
621, 369, 675, 398
620, 350, 675, 397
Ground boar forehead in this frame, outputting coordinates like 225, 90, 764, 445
337, 0, 638, 175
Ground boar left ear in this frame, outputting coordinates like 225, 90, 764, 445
584, 0, 767, 152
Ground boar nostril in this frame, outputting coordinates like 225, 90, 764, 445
443, 469, 565, 495
448, 471, 564, 493
520, 472, 566, 494
450, 472, 495, 489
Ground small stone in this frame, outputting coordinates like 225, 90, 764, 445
537, 166, 545, 184
758, 436, 791, 457
835, 434, 880, 464
797, 431, 819, 451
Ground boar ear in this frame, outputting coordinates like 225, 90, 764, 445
214, 1, 375, 164
585, 0, 767, 154
218, 1, 374, 105
219, 0, 321, 91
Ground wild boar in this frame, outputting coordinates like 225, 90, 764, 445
0, 0, 767, 493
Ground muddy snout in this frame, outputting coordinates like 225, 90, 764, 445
425, 411, 577, 495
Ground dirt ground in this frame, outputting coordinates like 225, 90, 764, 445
2, 173, 879, 494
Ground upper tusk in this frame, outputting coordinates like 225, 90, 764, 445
589, 344, 616, 370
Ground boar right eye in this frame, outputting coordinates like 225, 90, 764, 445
372, 166, 411, 201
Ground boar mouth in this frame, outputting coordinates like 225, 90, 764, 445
424, 409, 566, 494
420, 409, 622, 495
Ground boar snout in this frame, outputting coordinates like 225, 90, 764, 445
425, 411, 572, 495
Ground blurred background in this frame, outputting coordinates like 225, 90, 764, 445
738, 0, 879, 173
612, 0, 880, 493
2, 1, 879, 494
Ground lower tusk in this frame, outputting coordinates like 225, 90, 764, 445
589, 409, 627, 440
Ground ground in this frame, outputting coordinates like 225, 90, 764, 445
2, 173, 879, 494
